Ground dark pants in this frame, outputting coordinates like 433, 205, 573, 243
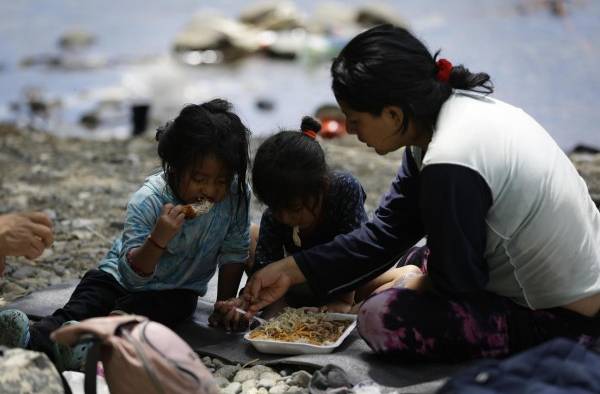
29, 269, 198, 361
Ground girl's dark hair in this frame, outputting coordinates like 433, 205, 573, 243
252, 116, 328, 212
155, 98, 250, 210
331, 24, 493, 133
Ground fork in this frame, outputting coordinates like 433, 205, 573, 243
234, 307, 268, 326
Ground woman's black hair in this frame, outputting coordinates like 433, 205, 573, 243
252, 116, 328, 212
155, 98, 250, 210
331, 24, 493, 133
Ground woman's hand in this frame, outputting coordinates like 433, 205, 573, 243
243, 257, 306, 317
208, 298, 249, 332
151, 204, 185, 247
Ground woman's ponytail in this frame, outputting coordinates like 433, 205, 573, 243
433, 51, 494, 94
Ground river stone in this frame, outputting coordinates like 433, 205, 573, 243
214, 365, 241, 380
201, 356, 213, 367
286, 371, 311, 388
241, 379, 258, 391
222, 382, 242, 394
234, 369, 259, 383
12, 266, 36, 279
257, 379, 277, 389
213, 358, 226, 369
2, 281, 27, 295
260, 372, 282, 381
250, 365, 274, 374
214, 376, 230, 388
268, 383, 288, 394
286, 387, 307, 394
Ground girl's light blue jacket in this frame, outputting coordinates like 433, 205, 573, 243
98, 172, 250, 295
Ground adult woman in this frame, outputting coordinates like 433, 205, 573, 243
243, 24, 600, 361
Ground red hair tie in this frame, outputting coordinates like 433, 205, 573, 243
303, 130, 317, 140
436, 58, 453, 83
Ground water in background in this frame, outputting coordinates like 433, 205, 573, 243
0, 0, 599, 150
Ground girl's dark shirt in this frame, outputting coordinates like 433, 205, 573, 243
252, 172, 367, 274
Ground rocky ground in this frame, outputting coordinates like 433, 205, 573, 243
1, 123, 599, 305
204, 357, 313, 394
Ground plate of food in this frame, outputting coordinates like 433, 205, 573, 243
244, 308, 357, 355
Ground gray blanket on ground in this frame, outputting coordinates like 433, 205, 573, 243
4, 281, 469, 393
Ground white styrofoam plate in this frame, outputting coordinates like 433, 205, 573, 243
244, 313, 357, 355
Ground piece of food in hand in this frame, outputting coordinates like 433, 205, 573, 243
182, 199, 214, 219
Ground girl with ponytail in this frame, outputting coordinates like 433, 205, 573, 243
244, 24, 600, 361
212, 116, 414, 331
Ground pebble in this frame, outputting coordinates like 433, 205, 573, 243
213, 376, 230, 388
241, 379, 257, 391
202, 356, 213, 367
286, 371, 311, 388
286, 386, 307, 394
213, 358, 226, 369
260, 372, 282, 381
215, 365, 242, 380
257, 379, 277, 389
268, 383, 289, 394
234, 369, 259, 383
250, 365, 274, 374
1, 281, 27, 295
12, 266, 36, 279
222, 382, 242, 394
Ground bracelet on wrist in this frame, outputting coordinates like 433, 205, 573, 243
147, 235, 166, 250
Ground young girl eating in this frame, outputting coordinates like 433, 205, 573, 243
0, 99, 251, 370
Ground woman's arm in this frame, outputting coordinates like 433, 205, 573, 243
293, 149, 426, 299
420, 164, 492, 294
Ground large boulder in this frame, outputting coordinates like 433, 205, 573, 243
239, 1, 304, 31
58, 29, 97, 50
172, 13, 261, 63
356, 4, 409, 28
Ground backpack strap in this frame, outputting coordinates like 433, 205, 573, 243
83, 338, 101, 394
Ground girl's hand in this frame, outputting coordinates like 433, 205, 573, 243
151, 204, 185, 247
209, 298, 249, 332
